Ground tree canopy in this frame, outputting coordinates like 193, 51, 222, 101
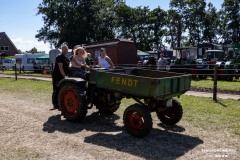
36, 0, 240, 50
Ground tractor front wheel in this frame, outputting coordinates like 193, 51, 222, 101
58, 84, 87, 122
123, 104, 152, 138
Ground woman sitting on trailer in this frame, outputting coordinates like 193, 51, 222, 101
70, 47, 89, 78
98, 48, 114, 69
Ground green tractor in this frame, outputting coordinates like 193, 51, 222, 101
170, 47, 203, 79
224, 43, 240, 81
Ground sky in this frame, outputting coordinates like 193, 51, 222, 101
0, 0, 223, 54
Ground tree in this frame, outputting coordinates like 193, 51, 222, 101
115, 4, 138, 41
220, 0, 240, 44
17, 49, 23, 54
25, 47, 44, 54
202, 2, 220, 43
115, 5, 152, 50
133, 6, 151, 51
184, 0, 206, 46
168, 0, 188, 47
36, 0, 118, 49
165, 9, 185, 47
148, 7, 167, 50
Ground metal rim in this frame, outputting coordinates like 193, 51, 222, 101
128, 111, 144, 130
62, 89, 79, 115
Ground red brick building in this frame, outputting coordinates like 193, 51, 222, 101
0, 32, 19, 56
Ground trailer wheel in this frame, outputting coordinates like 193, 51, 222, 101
123, 104, 152, 138
58, 84, 87, 122
157, 99, 183, 125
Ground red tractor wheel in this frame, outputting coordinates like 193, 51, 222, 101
58, 84, 87, 122
123, 104, 152, 137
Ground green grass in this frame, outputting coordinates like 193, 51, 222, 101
191, 78, 240, 91
0, 70, 51, 78
0, 77, 239, 136
177, 96, 240, 135
121, 96, 240, 135
0, 78, 52, 96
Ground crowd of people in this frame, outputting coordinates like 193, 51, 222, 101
140, 54, 170, 70
51, 44, 114, 109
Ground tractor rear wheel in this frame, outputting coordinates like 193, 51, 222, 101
123, 104, 152, 137
58, 84, 87, 122
156, 99, 183, 125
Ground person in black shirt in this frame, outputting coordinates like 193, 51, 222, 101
52, 45, 70, 109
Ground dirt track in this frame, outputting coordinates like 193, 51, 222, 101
0, 90, 239, 160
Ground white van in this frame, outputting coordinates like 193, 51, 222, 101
2, 59, 16, 70
14, 54, 47, 71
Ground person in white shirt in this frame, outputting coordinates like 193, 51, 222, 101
157, 54, 167, 70
98, 48, 114, 69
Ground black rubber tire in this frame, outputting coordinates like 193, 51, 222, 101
58, 84, 87, 122
156, 99, 183, 125
123, 103, 152, 138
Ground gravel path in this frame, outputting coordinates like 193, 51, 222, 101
0, 91, 238, 159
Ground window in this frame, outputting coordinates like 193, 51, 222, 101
0, 46, 9, 51
42, 59, 48, 63
16, 58, 22, 64
3, 59, 10, 63
27, 58, 35, 64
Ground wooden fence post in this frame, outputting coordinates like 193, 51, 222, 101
14, 63, 17, 80
213, 65, 218, 101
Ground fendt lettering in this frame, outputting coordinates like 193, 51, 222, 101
111, 76, 138, 87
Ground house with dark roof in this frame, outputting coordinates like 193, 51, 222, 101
0, 32, 19, 56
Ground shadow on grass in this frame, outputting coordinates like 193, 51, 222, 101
215, 100, 228, 107
43, 112, 203, 159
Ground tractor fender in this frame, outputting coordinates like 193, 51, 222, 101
57, 77, 87, 88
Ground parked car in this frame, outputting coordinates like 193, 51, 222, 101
2, 58, 16, 70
